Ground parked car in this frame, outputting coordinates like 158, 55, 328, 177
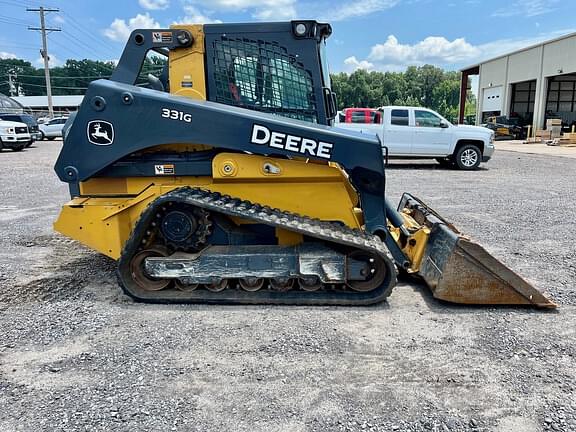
336, 106, 495, 170
39, 116, 68, 140
0, 119, 31, 152
0, 113, 42, 145
337, 107, 382, 124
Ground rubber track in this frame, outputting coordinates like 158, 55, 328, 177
117, 187, 398, 305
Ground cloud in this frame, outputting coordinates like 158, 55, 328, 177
493, 0, 559, 17
103, 13, 161, 42
0, 51, 17, 59
343, 29, 576, 72
139, 0, 170, 10
344, 56, 375, 72
368, 35, 480, 65
173, 5, 222, 24
186, 0, 296, 20
35, 54, 62, 67
320, 0, 399, 21
53, 15, 65, 24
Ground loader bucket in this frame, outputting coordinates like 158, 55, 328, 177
398, 193, 556, 308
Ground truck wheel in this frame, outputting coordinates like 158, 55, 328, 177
40, 131, 45, 140
454, 145, 481, 170
435, 157, 454, 168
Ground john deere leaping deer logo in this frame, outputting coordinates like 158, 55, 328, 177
87, 120, 114, 145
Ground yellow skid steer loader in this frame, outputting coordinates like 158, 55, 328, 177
53, 21, 555, 307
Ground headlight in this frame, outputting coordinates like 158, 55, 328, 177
3, 127, 15, 134
490, 133, 495, 144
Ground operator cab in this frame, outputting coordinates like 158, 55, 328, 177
123, 21, 336, 125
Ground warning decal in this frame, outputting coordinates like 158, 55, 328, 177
152, 31, 173, 44
154, 164, 175, 175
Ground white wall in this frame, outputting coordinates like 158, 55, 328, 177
479, 57, 507, 90
507, 46, 541, 83
542, 36, 576, 78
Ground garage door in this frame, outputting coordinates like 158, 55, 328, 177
546, 74, 576, 127
482, 86, 503, 112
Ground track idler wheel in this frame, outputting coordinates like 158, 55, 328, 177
346, 251, 388, 292
175, 280, 199, 292
239, 277, 265, 292
298, 276, 322, 291
206, 279, 228, 292
129, 246, 171, 291
270, 277, 294, 291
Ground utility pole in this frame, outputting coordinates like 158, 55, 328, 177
8, 70, 17, 97
27, 6, 60, 118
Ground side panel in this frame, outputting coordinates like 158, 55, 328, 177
55, 153, 363, 259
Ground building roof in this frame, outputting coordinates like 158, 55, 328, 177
461, 30, 576, 72
12, 95, 84, 108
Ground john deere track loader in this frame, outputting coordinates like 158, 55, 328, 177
54, 21, 554, 307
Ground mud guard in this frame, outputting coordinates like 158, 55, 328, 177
398, 193, 556, 308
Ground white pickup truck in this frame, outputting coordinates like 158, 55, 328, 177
0, 119, 31, 152
336, 106, 495, 170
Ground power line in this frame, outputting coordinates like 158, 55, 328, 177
46, 35, 88, 60
0, 14, 34, 25
0, 0, 38, 8
0, 18, 33, 27
60, 10, 118, 59
51, 26, 113, 61
0, 42, 41, 49
8, 73, 112, 79
18, 82, 88, 90
44, 14, 114, 60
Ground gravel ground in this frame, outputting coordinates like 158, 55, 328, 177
0, 141, 574, 432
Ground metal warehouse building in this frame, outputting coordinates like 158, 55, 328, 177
459, 31, 576, 132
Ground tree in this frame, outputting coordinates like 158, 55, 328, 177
0, 58, 117, 97
330, 65, 466, 121
0, 59, 42, 96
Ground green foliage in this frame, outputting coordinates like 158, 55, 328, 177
0, 56, 168, 97
0, 58, 117, 96
330, 65, 476, 122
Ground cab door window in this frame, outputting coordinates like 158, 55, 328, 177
415, 110, 442, 127
214, 38, 318, 123
391, 109, 409, 126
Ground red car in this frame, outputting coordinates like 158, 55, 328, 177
337, 108, 382, 124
